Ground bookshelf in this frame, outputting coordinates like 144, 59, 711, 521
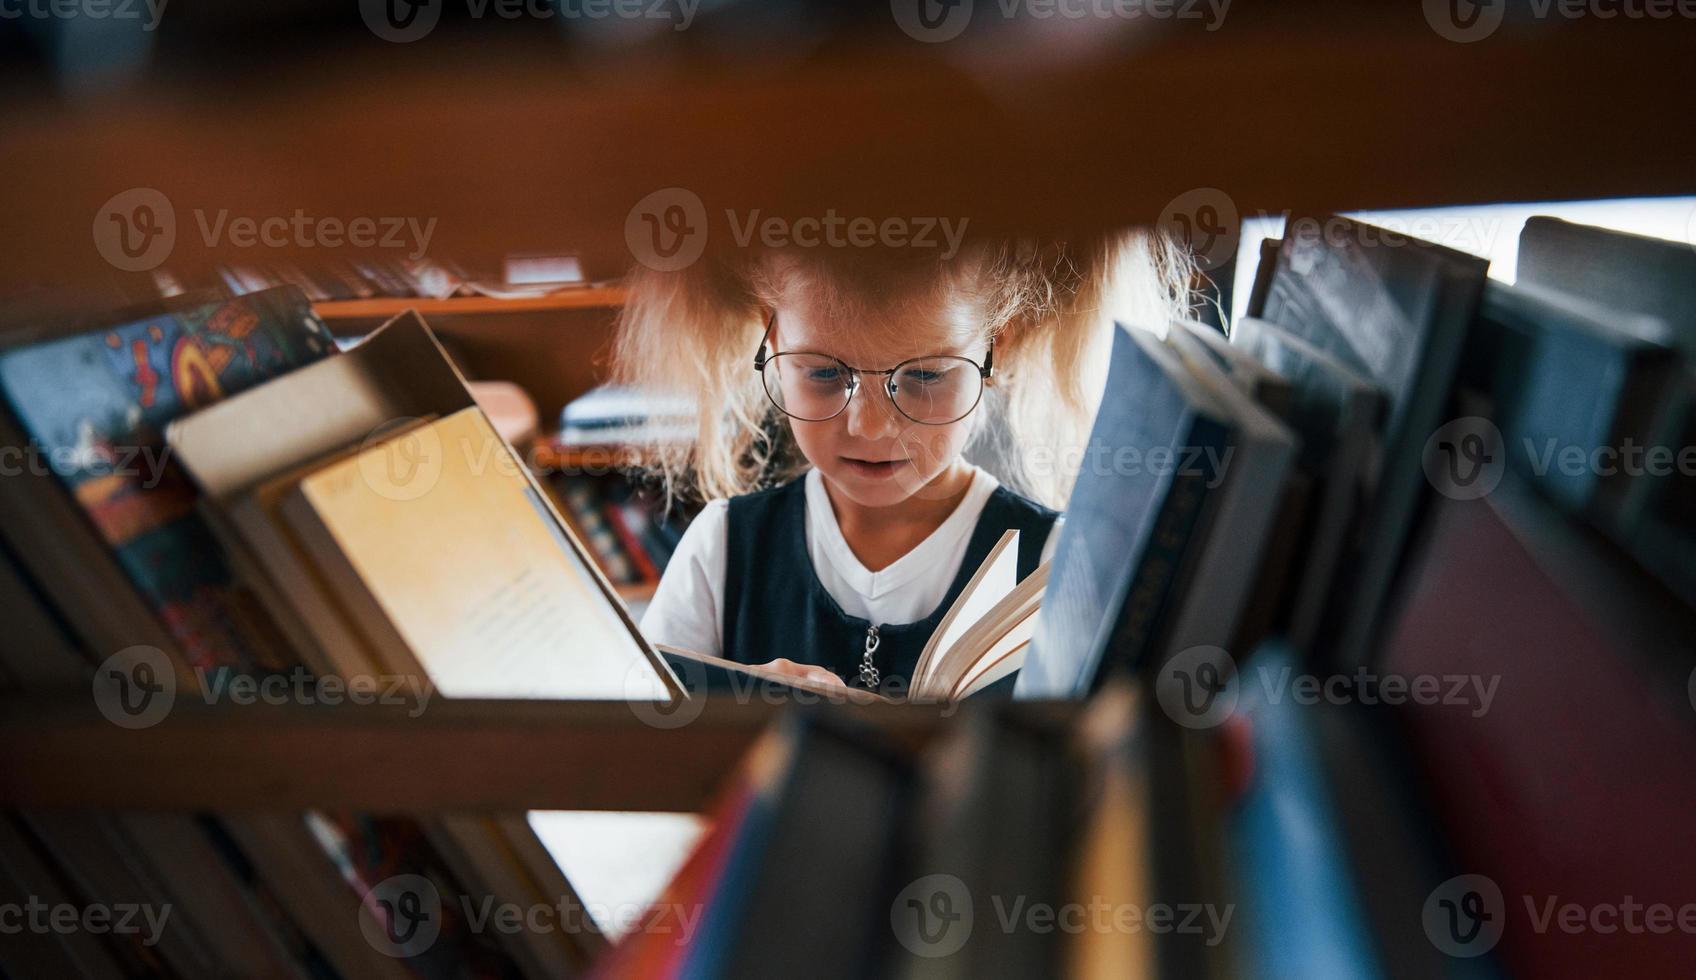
4, 10, 1695, 286
0, 696, 987, 812
310, 286, 628, 322
4, 9, 1696, 977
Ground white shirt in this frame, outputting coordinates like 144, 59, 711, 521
638, 466, 1061, 660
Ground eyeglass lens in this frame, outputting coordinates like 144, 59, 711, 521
761, 352, 982, 424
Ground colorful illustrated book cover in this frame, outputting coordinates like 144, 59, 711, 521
0, 286, 335, 672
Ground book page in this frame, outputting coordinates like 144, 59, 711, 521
930, 562, 1048, 700
915, 530, 1018, 685
289, 407, 668, 700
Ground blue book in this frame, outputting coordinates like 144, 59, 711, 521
1475, 280, 1679, 527
1258, 214, 1490, 669
1227, 642, 1385, 980
1516, 216, 1696, 349
1016, 324, 1231, 699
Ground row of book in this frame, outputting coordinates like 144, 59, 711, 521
548, 471, 695, 593
622, 213, 1696, 976
145, 252, 593, 306
0, 289, 681, 978
4, 209, 1696, 977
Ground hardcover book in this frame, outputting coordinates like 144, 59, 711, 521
0, 286, 334, 672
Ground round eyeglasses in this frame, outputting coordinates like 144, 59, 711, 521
752, 314, 993, 425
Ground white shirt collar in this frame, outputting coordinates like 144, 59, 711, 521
803, 464, 1000, 601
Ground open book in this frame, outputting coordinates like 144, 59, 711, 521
658, 530, 1050, 706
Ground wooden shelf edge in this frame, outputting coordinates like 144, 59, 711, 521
313, 286, 628, 321
615, 581, 660, 603
0, 696, 1035, 812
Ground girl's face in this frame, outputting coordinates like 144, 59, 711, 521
770, 302, 988, 510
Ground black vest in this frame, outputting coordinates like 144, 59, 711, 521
721, 475, 1059, 694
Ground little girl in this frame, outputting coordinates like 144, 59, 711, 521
620, 234, 1190, 693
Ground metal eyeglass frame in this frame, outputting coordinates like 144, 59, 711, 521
751, 311, 994, 425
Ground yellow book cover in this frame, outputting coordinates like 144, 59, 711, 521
281, 405, 669, 700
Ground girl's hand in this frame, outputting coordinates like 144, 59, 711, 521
756, 658, 849, 690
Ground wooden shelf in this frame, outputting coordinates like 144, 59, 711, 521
615, 581, 659, 603
312, 286, 627, 321
531, 440, 682, 473
4, 11, 1694, 285
0, 697, 1045, 812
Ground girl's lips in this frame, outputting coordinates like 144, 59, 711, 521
841, 457, 908, 479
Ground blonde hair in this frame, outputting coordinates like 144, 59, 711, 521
611, 231, 1195, 510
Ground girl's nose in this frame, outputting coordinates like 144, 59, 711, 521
843, 378, 902, 440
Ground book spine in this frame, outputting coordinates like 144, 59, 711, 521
559, 481, 634, 583
604, 501, 661, 583
1105, 419, 1229, 674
